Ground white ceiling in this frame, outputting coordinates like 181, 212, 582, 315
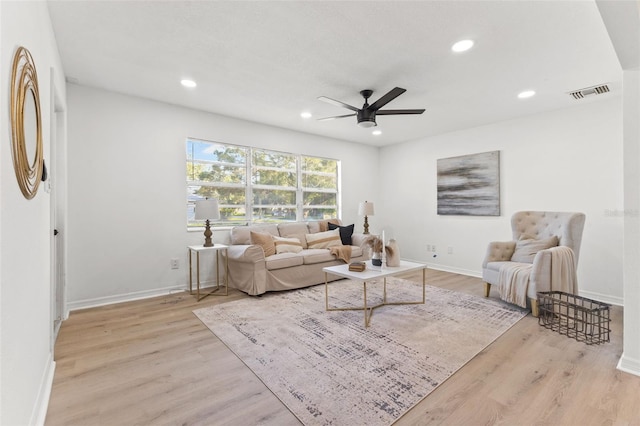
47, 0, 622, 147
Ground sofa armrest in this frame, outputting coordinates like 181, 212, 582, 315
224, 244, 266, 263
223, 244, 268, 296
351, 233, 372, 259
351, 233, 368, 248
482, 241, 516, 268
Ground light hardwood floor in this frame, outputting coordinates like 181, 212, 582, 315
46, 270, 640, 425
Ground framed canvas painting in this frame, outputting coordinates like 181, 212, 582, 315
437, 151, 500, 216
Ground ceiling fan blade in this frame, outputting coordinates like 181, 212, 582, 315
317, 114, 356, 121
317, 96, 360, 112
368, 87, 406, 111
376, 109, 426, 115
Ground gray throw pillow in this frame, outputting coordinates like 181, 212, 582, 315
511, 235, 559, 263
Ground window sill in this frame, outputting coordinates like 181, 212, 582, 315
187, 226, 234, 233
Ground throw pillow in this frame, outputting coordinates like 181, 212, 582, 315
306, 229, 342, 249
288, 233, 308, 249
318, 218, 341, 232
328, 222, 355, 245
511, 235, 559, 263
250, 231, 276, 257
273, 236, 303, 254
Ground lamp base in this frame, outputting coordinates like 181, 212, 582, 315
203, 219, 214, 247
363, 215, 370, 234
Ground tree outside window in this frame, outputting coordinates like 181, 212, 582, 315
186, 139, 339, 228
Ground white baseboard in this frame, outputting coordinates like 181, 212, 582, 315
578, 290, 623, 306
402, 257, 482, 278
414, 259, 623, 305
67, 284, 188, 312
425, 263, 482, 278
31, 354, 56, 426
618, 353, 640, 377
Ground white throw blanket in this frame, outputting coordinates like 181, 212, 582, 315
498, 246, 578, 308
549, 246, 578, 294
498, 263, 532, 308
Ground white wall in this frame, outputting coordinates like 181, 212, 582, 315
66, 84, 378, 308
595, 0, 640, 378
621, 68, 640, 374
0, 2, 67, 425
378, 98, 624, 304
67, 86, 625, 306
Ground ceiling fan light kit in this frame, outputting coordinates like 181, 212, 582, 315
318, 87, 425, 128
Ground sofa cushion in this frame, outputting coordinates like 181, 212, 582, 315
306, 229, 342, 249
250, 231, 276, 257
307, 221, 321, 234
302, 249, 337, 265
265, 253, 304, 270
273, 236, 303, 254
231, 224, 278, 245
328, 222, 354, 245
299, 246, 363, 265
278, 222, 309, 236
277, 222, 310, 249
511, 235, 559, 263
486, 261, 532, 272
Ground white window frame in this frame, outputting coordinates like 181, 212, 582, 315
186, 138, 340, 228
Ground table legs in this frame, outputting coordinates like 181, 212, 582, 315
325, 270, 427, 327
188, 248, 229, 301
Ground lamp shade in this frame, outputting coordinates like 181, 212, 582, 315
358, 201, 374, 216
195, 198, 220, 220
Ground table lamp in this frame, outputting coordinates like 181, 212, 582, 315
358, 201, 374, 234
195, 198, 220, 247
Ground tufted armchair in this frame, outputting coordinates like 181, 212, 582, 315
482, 211, 586, 316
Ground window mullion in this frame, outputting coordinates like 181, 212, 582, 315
247, 148, 253, 223
297, 156, 303, 221
337, 160, 342, 219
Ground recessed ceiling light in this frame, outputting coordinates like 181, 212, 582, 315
300, 111, 312, 119
451, 39, 474, 53
372, 129, 382, 136
517, 90, 536, 99
181, 79, 197, 88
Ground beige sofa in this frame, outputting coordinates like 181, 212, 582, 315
224, 221, 368, 296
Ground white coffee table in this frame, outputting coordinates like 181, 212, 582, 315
323, 259, 427, 327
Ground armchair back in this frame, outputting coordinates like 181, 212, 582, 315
510, 211, 586, 263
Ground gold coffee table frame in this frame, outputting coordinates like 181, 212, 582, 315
323, 260, 427, 327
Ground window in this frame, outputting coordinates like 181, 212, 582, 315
186, 139, 339, 228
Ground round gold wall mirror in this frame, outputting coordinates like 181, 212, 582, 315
10, 46, 43, 200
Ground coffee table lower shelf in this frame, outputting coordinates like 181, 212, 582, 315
323, 260, 427, 327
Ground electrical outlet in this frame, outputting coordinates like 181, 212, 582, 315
447, 246, 453, 254
170, 258, 179, 269
426, 244, 431, 252
432, 245, 437, 253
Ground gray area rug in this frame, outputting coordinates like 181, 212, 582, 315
194, 277, 527, 425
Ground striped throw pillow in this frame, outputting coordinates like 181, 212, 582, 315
305, 229, 342, 249
273, 236, 303, 254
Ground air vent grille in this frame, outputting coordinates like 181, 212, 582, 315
569, 84, 610, 100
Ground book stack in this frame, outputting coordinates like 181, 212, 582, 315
348, 261, 366, 272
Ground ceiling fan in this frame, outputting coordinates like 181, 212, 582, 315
317, 87, 425, 128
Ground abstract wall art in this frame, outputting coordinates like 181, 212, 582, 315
437, 151, 500, 216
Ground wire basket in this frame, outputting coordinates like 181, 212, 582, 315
537, 291, 610, 345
